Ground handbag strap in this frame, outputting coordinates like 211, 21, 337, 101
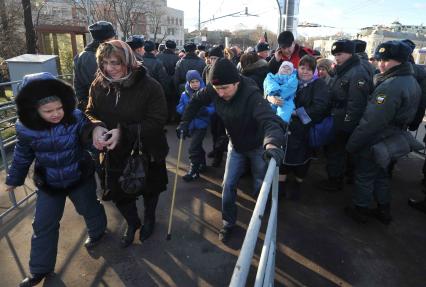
132, 124, 142, 155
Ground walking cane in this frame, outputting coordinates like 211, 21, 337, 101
166, 134, 184, 240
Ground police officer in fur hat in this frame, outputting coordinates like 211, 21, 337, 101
346, 40, 421, 224
256, 42, 271, 61
73, 21, 115, 110
352, 39, 375, 78
318, 39, 373, 192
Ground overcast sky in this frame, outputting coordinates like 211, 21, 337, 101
167, 0, 426, 37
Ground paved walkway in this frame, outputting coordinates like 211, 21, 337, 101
1, 125, 426, 286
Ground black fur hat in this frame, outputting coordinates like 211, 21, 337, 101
144, 40, 156, 52
16, 75, 77, 130
256, 42, 270, 52
374, 40, 411, 63
165, 40, 176, 49
89, 21, 115, 42
126, 35, 144, 50
184, 42, 197, 52
331, 39, 355, 55
352, 39, 367, 53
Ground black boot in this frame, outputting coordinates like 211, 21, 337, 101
344, 205, 370, 223
140, 194, 159, 242
84, 232, 105, 249
183, 164, 200, 182
408, 197, 426, 214
116, 200, 141, 247
19, 273, 49, 287
318, 178, 343, 192
120, 222, 142, 248
372, 204, 392, 225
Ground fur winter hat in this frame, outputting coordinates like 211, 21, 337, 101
16, 72, 77, 130
208, 46, 224, 58
89, 21, 115, 42
144, 40, 155, 52
352, 39, 367, 53
126, 35, 144, 50
374, 40, 411, 63
184, 42, 197, 52
166, 40, 176, 49
317, 58, 333, 74
331, 39, 355, 55
256, 42, 270, 52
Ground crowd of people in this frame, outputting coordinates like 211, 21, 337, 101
3, 20, 426, 286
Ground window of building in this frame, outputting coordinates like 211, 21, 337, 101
179, 19, 182, 26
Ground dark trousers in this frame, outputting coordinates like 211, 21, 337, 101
115, 193, 159, 227
210, 114, 228, 156
189, 128, 207, 166
30, 178, 106, 274
280, 161, 311, 179
325, 132, 350, 179
353, 155, 390, 207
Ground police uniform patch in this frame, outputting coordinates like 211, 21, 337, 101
357, 80, 366, 88
379, 47, 386, 53
376, 94, 386, 104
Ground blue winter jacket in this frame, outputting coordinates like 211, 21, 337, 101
6, 110, 91, 191
264, 71, 298, 123
176, 71, 214, 132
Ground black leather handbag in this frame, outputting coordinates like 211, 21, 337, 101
119, 125, 147, 195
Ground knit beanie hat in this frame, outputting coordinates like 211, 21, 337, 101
331, 39, 355, 55
317, 58, 333, 74
278, 61, 294, 75
209, 58, 240, 85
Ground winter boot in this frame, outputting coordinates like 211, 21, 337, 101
408, 197, 426, 214
183, 164, 200, 182
140, 194, 159, 242
372, 204, 392, 225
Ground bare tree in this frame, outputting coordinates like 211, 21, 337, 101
146, 2, 168, 43
22, 0, 37, 53
108, 0, 142, 39
0, 0, 26, 59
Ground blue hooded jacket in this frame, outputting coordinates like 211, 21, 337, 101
6, 74, 94, 194
176, 70, 214, 131
264, 71, 298, 123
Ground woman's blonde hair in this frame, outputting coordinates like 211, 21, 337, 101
224, 48, 234, 60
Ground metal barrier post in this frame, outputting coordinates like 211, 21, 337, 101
0, 132, 17, 206
229, 159, 277, 287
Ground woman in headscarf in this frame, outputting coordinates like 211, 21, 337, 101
86, 40, 169, 248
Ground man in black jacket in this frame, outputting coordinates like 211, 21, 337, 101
73, 21, 115, 110
319, 39, 373, 192
346, 41, 421, 224
142, 40, 169, 94
177, 59, 286, 242
175, 42, 206, 94
157, 40, 180, 123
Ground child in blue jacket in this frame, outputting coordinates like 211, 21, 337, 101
4, 73, 107, 287
264, 61, 298, 123
176, 70, 214, 181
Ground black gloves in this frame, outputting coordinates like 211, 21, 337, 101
176, 122, 189, 139
263, 147, 284, 166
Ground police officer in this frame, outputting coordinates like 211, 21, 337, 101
346, 41, 421, 224
319, 39, 373, 192
73, 21, 115, 110
126, 35, 145, 62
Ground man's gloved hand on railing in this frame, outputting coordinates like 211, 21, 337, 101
263, 144, 284, 166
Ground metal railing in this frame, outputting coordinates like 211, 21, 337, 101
229, 159, 279, 287
0, 74, 73, 220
